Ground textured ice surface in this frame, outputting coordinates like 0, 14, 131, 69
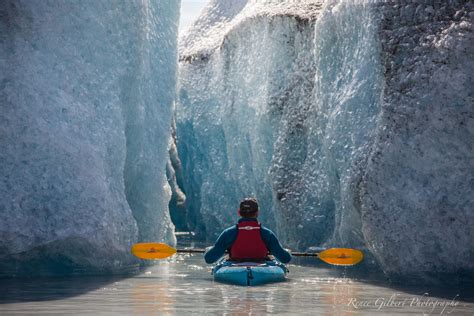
360, 0, 474, 281
177, 0, 321, 239
176, 0, 474, 281
176, 0, 379, 245
0, 0, 179, 276
167, 120, 188, 232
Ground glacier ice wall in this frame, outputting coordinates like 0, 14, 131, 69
177, 0, 324, 239
177, 0, 474, 281
167, 119, 188, 232
360, 0, 474, 281
176, 0, 381, 247
0, 0, 179, 276
270, 1, 383, 250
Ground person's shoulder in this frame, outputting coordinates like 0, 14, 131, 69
226, 223, 238, 229
259, 224, 276, 237
218, 224, 238, 243
222, 224, 238, 234
259, 224, 272, 232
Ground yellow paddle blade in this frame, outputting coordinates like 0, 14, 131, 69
318, 248, 364, 266
131, 243, 177, 260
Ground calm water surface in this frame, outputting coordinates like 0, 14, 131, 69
1, 254, 473, 315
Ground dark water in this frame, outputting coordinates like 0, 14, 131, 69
1, 253, 473, 315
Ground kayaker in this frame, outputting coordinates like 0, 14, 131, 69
204, 197, 292, 264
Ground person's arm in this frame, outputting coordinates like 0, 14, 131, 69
204, 226, 237, 264
261, 227, 292, 263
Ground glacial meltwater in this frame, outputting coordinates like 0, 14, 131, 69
1, 242, 473, 315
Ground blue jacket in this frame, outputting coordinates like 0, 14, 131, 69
204, 218, 292, 264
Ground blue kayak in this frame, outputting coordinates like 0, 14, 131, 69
212, 260, 288, 286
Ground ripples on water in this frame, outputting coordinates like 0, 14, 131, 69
1, 253, 473, 315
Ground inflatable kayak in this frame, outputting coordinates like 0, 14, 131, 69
212, 260, 288, 286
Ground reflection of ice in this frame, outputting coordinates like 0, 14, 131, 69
132, 282, 175, 313
2, 256, 473, 314
188, 265, 205, 271
219, 286, 281, 315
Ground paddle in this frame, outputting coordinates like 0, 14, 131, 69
131, 243, 363, 266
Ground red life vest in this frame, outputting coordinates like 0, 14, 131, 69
229, 221, 269, 260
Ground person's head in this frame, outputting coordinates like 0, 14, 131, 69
238, 197, 259, 218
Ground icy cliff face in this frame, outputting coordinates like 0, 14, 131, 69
177, 0, 379, 245
178, 0, 322, 239
177, 0, 474, 281
361, 0, 474, 281
0, 1, 179, 276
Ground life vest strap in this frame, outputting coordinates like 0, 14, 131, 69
238, 226, 260, 230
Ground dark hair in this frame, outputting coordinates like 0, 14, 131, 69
239, 197, 259, 217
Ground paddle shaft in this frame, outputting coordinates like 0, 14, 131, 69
176, 249, 206, 253
291, 252, 319, 257
175, 248, 319, 257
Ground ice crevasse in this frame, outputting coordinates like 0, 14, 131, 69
0, 0, 179, 275
175, 0, 474, 282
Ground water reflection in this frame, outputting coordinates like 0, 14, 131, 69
1, 255, 473, 315
131, 266, 176, 314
